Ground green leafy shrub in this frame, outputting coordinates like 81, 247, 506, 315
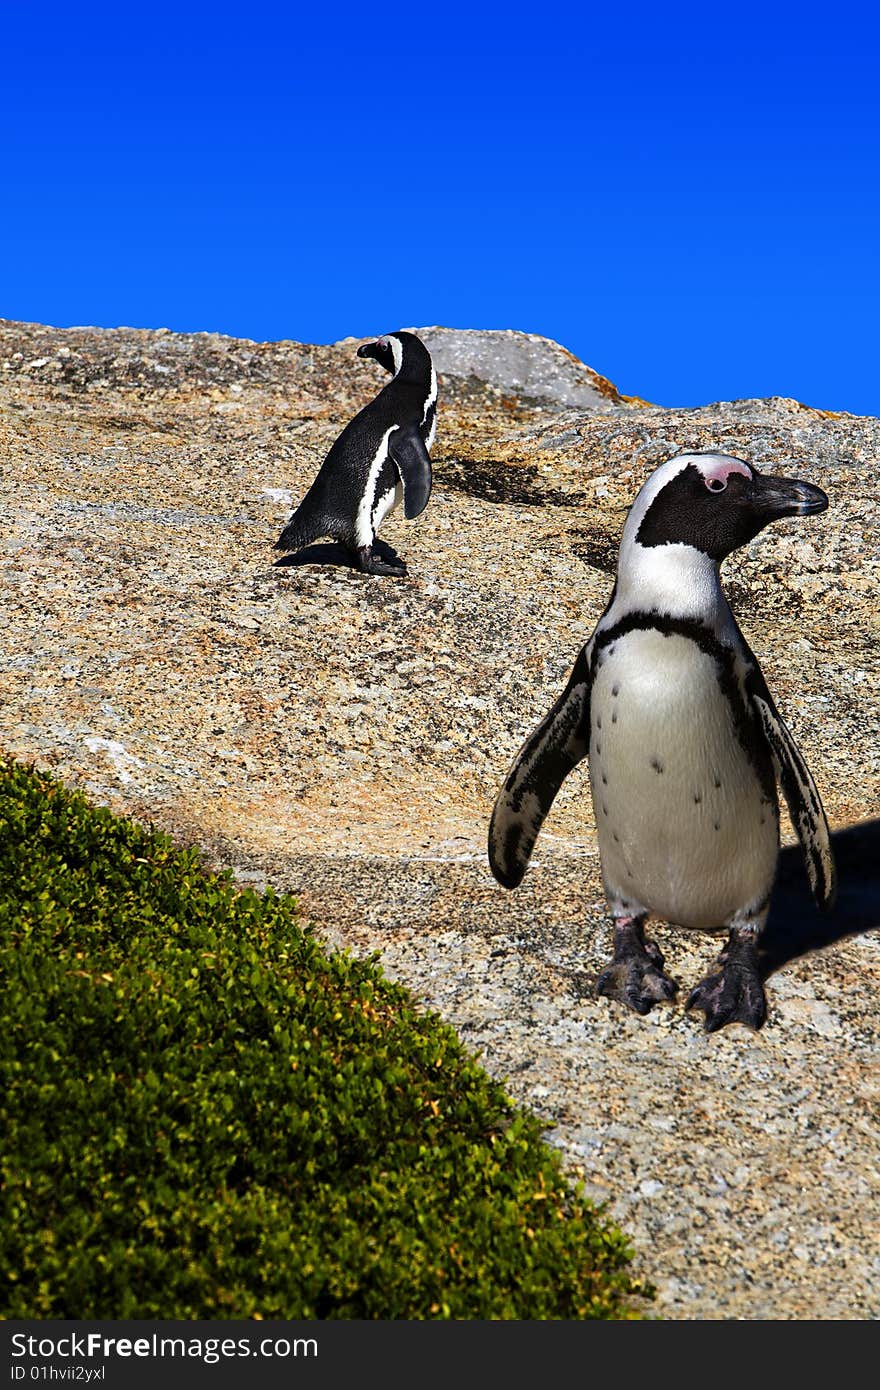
0, 757, 652, 1319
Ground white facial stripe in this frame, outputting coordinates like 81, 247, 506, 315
355, 425, 397, 548
389, 336, 403, 377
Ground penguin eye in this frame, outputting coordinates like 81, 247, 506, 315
705, 477, 727, 493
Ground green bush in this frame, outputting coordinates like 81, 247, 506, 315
0, 757, 652, 1319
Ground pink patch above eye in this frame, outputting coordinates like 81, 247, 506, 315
702, 460, 752, 489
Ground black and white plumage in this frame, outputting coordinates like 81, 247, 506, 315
488, 452, 837, 1032
275, 330, 437, 576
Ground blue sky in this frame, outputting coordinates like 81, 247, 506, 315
3, 2, 879, 414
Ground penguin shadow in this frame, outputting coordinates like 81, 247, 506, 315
273, 539, 407, 573
759, 818, 880, 978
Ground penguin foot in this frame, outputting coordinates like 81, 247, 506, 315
685, 933, 767, 1032
596, 916, 678, 1016
356, 544, 407, 577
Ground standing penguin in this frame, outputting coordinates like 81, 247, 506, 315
488, 452, 837, 1032
275, 330, 437, 576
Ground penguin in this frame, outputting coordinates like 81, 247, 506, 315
275, 330, 437, 576
488, 452, 837, 1032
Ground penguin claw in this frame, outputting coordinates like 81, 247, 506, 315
596, 958, 678, 1016
355, 545, 407, 577
685, 965, 768, 1033
365, 559, 408, 577
597, 917, 677, 1016
643, 938, 666, 971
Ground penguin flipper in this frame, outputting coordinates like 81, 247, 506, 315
388, 426, 433, 520
488, 644, 593, 889
750, 683, 837, 911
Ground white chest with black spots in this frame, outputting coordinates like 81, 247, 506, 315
588, 628, 779, 930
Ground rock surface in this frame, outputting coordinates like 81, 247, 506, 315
1, 317, 878, 1320
413, 326, 624, 409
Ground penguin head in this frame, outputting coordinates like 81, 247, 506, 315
624, 452, 829, 565
356, 331, 433, 382
357, 334, 402, 376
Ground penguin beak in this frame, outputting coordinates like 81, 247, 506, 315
751, 474, 829, 519
357, 342, 379, 361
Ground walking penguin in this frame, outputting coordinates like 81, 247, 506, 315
275, 330, 437, 576
488, 452, 837, 1032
